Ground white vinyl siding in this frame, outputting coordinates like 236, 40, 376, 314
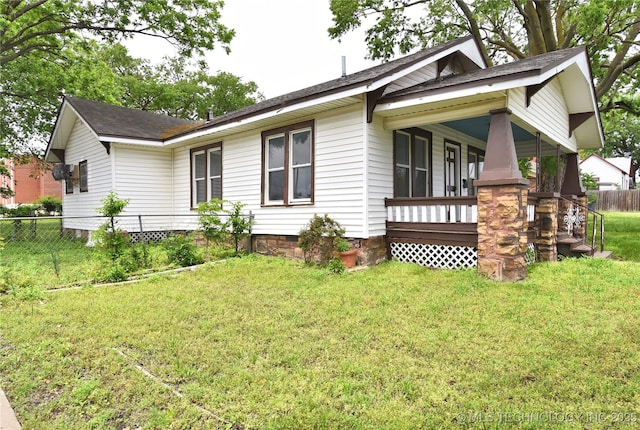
367, 118, 393, 237
62, 119, 112, 225
112, 145, 173, 215
171, 105, 367, 237
508, 80, 577, 153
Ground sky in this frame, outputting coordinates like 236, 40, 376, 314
125, 0, 379, 99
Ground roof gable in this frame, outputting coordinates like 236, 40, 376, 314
581, 154, 631, 175
65, 97, 199, 141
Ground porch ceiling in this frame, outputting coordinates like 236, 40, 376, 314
441, 116, 567, 158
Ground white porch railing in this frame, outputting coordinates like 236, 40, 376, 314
385, 197, 478, 223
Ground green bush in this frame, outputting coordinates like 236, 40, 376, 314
298, 214, 345, 264
162, 234, 203, 267
37, 196, 63, 213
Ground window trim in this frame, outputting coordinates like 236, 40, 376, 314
79, 160, 88, 193
393, 128, 432, 198
190, 142, 223, 208
261, 120, 315, 207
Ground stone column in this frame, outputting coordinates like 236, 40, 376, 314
574, 195, 588, 241
474, 108, 530, 281
476, 184, 529, 281
533, 193, 559, 262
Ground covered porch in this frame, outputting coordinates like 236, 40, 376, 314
371, 49, 604, 280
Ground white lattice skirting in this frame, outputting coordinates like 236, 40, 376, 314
390, 242, 478, 269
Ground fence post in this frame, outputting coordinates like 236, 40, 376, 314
247, 211, 254, 253
138, 214, 145, 243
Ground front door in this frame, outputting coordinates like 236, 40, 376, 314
445, 142, 460, 196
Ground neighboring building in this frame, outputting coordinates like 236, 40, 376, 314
0, 157, 62, 207
580, 154, 632, 190
45, 36, 604, 280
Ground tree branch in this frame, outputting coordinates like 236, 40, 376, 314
596, 19, 640, 99
454, 0, 492, 66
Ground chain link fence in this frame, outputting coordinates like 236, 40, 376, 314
0, 213, 252, 289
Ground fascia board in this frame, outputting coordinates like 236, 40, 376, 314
99, 136, 165, 146
375, 76, 533, 112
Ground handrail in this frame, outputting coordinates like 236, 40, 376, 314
558, 195, 604, 252
385, 196, 477, 207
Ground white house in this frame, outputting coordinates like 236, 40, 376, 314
580, 154, 632, 190
45, 36, 604, 279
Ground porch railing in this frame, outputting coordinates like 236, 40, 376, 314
385, 197, 478, 248
385, 196, 478, 223
559, 195, 605, 252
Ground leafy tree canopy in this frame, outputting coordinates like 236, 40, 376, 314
329, 0, 639, 190
328, 0, 639, 111
1, 0, 233, 66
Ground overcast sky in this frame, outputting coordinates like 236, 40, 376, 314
125, 0, 379, 99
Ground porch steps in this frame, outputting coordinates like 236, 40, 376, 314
593, 250, 614, 259
556, 233, 612, 259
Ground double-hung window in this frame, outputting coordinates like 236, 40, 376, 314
393, 128, 432, 197
191, 143, 222, 207
262, 120, 314, 206
79, 160, 88, 192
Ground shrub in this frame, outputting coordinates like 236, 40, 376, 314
94, 191, 131, 261
198, 199, 254, 256
37, 196, 62, 213
298, 214, 345, 264
327, 257, 346, 274
163, 234, 203, 267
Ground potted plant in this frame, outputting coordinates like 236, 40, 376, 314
334, 238, 357, 268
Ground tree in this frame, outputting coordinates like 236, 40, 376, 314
95, 43, 263, 119
0, 0, 238, 198
328, 0, 639, 112
599, 103, 640, 187
0, 0, 233, 66
328, 0, 639, 191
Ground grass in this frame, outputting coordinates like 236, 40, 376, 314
1, 255, 640, 429
600, 211, 640, 261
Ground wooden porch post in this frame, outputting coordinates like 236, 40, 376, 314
474, 108, 530, 281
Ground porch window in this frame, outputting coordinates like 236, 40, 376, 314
191, 143, 222, 207
467, 146, 485, 196
393, 128, 431, 197
262, 120, 314, 206
79, 160, 88, 192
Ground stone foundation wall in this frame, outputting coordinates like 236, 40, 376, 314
252, 234, 388, 266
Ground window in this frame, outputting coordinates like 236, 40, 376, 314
262, 120, 314, 205
467, 146, 485, 196
191, 143, 222, 207
65, 177, 73, 194
79, 160, 88, 192
393, 128, 431, 197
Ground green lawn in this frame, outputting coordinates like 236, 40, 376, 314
601, 211, 640, 262
1, 255, 639, 429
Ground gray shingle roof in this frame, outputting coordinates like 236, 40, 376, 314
380, 47, 586, 101
179, 36, 476, 136
65, 96, 200, 141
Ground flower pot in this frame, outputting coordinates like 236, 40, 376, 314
338, 248, 358, 268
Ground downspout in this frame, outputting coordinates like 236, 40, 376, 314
362, 95, 369, 239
